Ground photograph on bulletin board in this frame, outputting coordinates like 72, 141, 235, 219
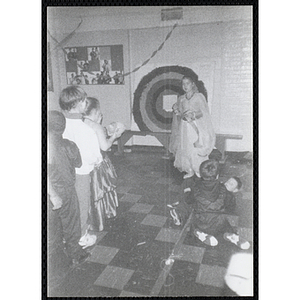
65, 45, 124, 85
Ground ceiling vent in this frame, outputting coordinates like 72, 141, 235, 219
161, 7, 183, 21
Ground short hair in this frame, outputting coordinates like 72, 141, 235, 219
232, 176, 243, 190
84, 97, 100, 116
59, 86, 87, 111
200, 159, 219, 180
48, 110, 66, 135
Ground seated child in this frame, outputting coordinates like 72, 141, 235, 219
48, 110, 90, 265
169, 159, 250, 249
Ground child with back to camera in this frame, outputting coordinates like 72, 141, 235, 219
48, 110, 90, 266
82, 97, 123, 231
59, 86, 101, 249
169, 159, 250, 249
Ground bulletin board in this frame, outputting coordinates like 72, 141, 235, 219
64, 45, 124, 85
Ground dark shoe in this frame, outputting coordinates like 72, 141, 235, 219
71, 251, 91, 266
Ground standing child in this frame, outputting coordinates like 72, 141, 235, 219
59, 86, 102, 248
82, 97, 123, 231
169, 76, 215, 179
48, 110, 90, 265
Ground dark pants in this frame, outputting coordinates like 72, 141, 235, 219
48, 197, 69, 283
175, 197, 237, 236
50, 186, 84, 260
48, 196, 64, 257
191, 212, 237, 236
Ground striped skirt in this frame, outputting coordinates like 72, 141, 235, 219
88, 154, 118, 231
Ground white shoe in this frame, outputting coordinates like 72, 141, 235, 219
79, 233, 97, 249
223, 233, 250, 250
194, 229, 218, 246
167, 201, 179, 209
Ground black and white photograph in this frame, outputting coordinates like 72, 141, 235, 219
46, 4, 256, 297
64, 45, 124, 85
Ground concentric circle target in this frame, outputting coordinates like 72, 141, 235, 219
133, 66, 207, 132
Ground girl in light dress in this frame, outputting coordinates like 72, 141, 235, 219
169, 76, 215, 179
83, 97, 124, 231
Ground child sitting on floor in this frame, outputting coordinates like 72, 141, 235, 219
169, 159, 250, 249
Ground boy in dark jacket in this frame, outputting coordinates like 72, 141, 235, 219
48, 110, 90, 266
169, 160, 250, 249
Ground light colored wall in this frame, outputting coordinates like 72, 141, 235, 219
48, 6, 253, 151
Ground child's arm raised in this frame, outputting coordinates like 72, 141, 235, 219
84, 119, 121, 151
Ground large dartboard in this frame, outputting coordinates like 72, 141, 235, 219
133, 66, 207, 132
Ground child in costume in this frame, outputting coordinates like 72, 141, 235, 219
83, 97, 123, 231
169, 160, 250, 249
48, 110, 90, 265
169, 75, 215, 179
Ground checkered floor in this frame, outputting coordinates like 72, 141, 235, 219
48, 147, 254, 297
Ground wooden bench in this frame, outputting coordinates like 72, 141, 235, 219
116, 130, 242, 162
